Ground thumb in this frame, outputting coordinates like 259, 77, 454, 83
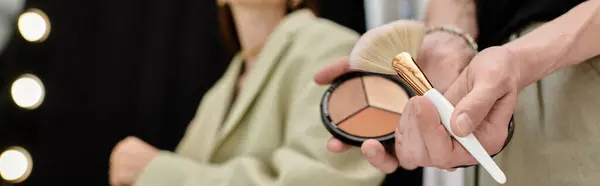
313, 56, 354, 85
451, 85, 503, 137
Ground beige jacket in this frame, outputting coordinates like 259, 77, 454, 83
134, 9, 385, 186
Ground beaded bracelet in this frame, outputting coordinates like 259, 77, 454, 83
425, 26, 479, 57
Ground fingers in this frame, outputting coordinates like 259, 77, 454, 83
397, 96, 480, 169
313, 56, 355, 85
395, 128, 418, 170
451, 85, 503, 137
361, 140, 399, 174
396, 97, 432, 170
412, 97, 455, 169
327, 137, 352, 153
473, 92, 517, 155
328, 136, 402, 173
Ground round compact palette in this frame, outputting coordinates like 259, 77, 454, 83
320, 72, 415, 147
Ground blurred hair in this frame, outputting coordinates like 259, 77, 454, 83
217, 1, 319, 57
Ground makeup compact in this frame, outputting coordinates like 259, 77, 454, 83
320, 72, 415, 147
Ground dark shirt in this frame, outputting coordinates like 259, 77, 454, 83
476, 0, 585, 49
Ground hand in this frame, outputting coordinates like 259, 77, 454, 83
394, 46, 518, 171
109, 136, 159, 186
314, 32, 475, 173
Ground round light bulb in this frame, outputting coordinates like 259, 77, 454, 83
0, 147, 33, 183
17, 8, 51, 42
11, 74, 45, 109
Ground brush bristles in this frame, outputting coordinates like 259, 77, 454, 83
349, 20, 426, 75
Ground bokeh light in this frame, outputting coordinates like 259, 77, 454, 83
11, 74, 45, 109
17, 8, 51, 42
0, 147, 33, 183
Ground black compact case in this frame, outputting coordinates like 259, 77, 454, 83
320, 72, 415, 147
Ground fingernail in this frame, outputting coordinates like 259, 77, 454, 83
456, 113, 472, 136
365, 149, 377, 157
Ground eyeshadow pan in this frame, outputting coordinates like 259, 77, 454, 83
337, 107, 401, 137
320, 72, 415, 147
363, 76, 409, 114
327, 78, 368, 123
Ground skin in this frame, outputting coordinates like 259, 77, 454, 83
108, 1, 286, 185
229, 1, 286, 91
317, 0, 600, 174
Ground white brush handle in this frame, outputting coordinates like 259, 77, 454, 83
423, 88, 506, 184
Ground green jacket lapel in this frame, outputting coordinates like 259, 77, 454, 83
210, 10, 317, 156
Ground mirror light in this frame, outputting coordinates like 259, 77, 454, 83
11, 74, 45, 110
17, 8, 51, 42
0, 147, 33, 183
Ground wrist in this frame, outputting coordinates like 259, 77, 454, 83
417, 32, 474, 92
422, 30, 474, 54
419, 32, 473, 65
426, 26, 478, 56
422, 31, 471, 49
503, 42, 547, 90
424, 0, 479, 39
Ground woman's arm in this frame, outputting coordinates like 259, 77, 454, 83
425, 0, 479, 38
504, 0, 600, 89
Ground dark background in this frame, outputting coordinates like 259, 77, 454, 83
0, 0, 420, 185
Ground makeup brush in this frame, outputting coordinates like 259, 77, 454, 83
349, 20, 425, 74
348, 20, 507, 184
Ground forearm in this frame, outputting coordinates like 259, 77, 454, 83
504, 0, 600, 89
424, 0, 479, 39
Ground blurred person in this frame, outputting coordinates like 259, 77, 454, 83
108, 0, 385, 186
0, 0, 24, 52
315, 0, 600, 185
